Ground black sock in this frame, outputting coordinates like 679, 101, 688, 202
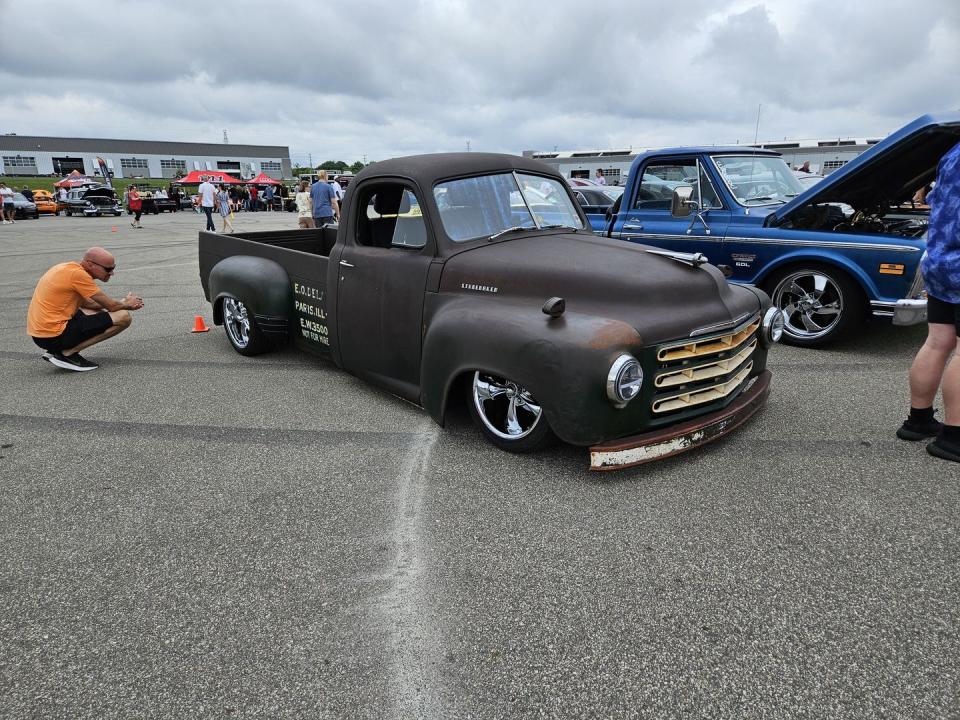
940, 424, 960, 444
910, 406, 935, 422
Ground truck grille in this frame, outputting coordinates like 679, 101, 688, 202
652, 316, 760, 415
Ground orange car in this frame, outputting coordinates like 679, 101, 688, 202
32, 189, 60, 215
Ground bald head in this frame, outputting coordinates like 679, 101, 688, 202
80, 247, 116, 280
83, 247, 115, 266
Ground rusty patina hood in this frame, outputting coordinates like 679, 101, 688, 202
439, 232, 762, 345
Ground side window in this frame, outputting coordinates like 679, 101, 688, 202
357, 185, 427, 250
635, 159, 722, 210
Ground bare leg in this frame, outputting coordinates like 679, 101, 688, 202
63, 309, 132, 355
909, 323, 958, 408
943, 354, 960, 425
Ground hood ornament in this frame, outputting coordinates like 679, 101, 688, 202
641, 248, 709, 268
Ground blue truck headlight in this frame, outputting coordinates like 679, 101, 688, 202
607, 354, 643, 407
761, 306, 784, 346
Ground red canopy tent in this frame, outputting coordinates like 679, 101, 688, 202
172, 170, 242, 184
246, 172, 282, 185
54, 170, 98, 188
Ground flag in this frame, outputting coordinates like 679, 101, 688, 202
96, 157, 112, 188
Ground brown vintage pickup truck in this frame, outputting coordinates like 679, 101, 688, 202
199, 153, 783, 470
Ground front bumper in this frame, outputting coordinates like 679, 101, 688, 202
589, 370, 771, 471
871, 298, 927, 326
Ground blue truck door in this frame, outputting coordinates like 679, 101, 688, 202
616, 156, 731, 264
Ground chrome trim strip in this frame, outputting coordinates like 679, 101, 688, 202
621, 231, 920, 253
870, 301, 896, 310
689, 312, 754, 337
721, 236, 920, 253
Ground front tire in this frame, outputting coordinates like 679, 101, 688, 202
467, 371, 555, 452
765, 264, 862, 347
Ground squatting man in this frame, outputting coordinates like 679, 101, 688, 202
27, 247, 144, 371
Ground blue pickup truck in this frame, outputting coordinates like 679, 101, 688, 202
602, 113, 960, 346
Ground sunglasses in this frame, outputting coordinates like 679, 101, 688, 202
91, 260, 116, 273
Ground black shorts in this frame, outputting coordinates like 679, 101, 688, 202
32, 309, 113, 352
928, 295, 960, 335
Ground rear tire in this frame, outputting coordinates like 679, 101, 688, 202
764, 263, 863, 347
221, 295, 271, 356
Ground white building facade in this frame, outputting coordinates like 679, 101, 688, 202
0, 136, 292, 180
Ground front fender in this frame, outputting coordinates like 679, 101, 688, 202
208, 255, 293, 333
421, 297, 642, 445
754, 250, 882, 301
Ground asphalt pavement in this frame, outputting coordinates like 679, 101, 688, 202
1, 209, 957, 719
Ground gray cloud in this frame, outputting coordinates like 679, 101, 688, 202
1, 0, 957, 165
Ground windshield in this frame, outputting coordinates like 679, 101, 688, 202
434, 172, 583, 242
712, 155, 805, 206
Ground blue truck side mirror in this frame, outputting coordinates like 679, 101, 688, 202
670, 185, 697, 218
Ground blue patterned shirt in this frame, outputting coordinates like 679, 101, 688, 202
923, 141, 960, 303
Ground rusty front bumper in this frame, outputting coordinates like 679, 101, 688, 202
589, 370, 772, 471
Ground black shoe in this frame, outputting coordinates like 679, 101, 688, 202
897, 414, 942, 441
927, 437, 960, 463
70, 353, 99, 369
43, 351, 97, 372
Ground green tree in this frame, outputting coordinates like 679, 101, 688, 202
319, 160, 348, 172
349, 161, 365, 174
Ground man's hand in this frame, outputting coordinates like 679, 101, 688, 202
124, 292, 144, 311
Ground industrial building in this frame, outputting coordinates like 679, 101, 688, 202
0, 135, 292, 180
523, 137, 880, 185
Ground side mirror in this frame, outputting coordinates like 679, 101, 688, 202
670, 185, 697, 218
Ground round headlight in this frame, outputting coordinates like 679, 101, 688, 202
761, 306, 784, 346
606, 354, 643, 407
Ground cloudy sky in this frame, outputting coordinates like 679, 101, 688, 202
1, 0, 957, 166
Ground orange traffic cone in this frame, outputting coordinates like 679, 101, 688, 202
111, 226, 118, 232
191, 315, 210, 333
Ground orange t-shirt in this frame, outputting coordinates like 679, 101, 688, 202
27, 262, 101, 337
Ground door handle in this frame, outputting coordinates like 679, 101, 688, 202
339, 260, 355, 268
623, 221, 644, 231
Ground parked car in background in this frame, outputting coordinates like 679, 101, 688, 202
566, 177, 601, 187
11, 192, 39, 219
574, 186, 624, 231
793, 171, 825, 190
31, 189, 59, 215
602, 113, 957, 346
64, 186, 122, 217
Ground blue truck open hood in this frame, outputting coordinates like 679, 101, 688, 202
767, 112, 960, 227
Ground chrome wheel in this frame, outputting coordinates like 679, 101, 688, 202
772, 269, 844, 342
223, 297, 251, 349
472, 372, 543, 441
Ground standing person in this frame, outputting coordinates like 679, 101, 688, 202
595, 169, 607, 185
310, 170, 339, 226
330, 176, 344, 204
898, 141, 960, 463
249, 184, 259, 212
229, 185, 239, 212
128, 184, 143, 228
216, 184, 234, 233
27, 246, 144, 371
295, 180, 314, 229
263, 183, 275, 211
198, 177, 217, 231
0, 182, 15, 224
21, 186, 35, 202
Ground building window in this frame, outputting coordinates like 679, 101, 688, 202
822, 160, 847, 172
3, 155, 37, 167
160, 159, 186, 170
261, 161, 282, 173
601, 169, 621, 183
120, 158, 149, 170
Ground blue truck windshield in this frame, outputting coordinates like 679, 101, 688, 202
435, 172, 584, 242
712, 155, 805, 206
